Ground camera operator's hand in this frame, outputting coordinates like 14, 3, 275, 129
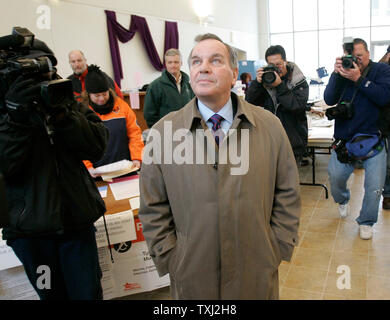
334, 57, 343, 74
256, 68, 264, 83
339, 62, 361, 82
5, 76, 40, 123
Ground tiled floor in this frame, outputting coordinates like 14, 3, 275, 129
122, 153, 390, 300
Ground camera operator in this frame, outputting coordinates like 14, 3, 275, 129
245, 45, 309, 165
0, 29, 109, 299
324, 38, 390, 240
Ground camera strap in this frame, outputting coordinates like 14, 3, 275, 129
337, 62, 372, 106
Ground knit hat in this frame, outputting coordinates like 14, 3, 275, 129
85, 64, 109, 93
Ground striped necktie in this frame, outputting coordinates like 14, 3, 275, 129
209, 114, 224, 146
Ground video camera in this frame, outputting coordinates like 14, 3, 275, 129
0, 27, 74, 111
262, 64, 279, 85
341, 39, 357, 69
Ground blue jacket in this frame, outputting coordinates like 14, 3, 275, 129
324, 61, 390, 140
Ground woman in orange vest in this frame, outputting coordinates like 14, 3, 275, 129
81, 65, 144, 177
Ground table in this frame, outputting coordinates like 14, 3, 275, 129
300, 117, 334, 199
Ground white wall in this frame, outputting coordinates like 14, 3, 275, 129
1, 0, 260, 90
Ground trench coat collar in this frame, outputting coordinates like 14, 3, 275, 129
183, 92, 257, 131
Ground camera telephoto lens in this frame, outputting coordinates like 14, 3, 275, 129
263, 72, 276, 85
341, 56, 354, 69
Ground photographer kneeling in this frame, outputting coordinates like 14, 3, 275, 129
0, 28, 109, 299
324, 38, 390, 240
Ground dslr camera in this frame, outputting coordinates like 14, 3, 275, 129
0, 27, 74, 111
341, 40, 358, 69
262, 64, 279, 85
325, 101, 354, 121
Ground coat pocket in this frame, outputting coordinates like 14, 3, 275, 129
168, 231, 187, 279
269, 227, 282, 265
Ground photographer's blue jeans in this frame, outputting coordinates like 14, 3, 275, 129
328, 148, 387, 226
6, 225, 102, 300
382, 139, 390, 197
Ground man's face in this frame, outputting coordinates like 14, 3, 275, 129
189, 39, 238, 105
90, 91, 109, 106
165, 55, 181, 78
69, 51, 87, 75
353, 43, 370, 71
266, 54, 287, 77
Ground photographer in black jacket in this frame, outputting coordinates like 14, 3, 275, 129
0, 29, 108, 300
245, 45, 309, 165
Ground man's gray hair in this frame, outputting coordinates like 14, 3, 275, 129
165, 48, 182, 60
68, 49, 86, 59
188, 33, 238, 69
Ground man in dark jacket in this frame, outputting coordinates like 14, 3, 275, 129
67, 50, 123, 100
144, 48, 194, 128
245, 45, 309, 164
324, 38, 390, 240
0, 38, 108, 299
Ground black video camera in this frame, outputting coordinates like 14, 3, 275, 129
0, 27, 74, 111
341, 41, 358, 69
262, 64, 279, 85
325, 101, 354, 120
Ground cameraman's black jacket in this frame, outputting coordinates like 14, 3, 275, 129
245, 62, 309, 157
0, 102, 109, 239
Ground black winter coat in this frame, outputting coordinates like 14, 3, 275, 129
245, 63, 309, 157
0, 101, 109, 239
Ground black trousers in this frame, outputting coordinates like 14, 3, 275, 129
7, 225, 103, 300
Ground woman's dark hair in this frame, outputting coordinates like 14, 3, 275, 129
240, 72, 251, 84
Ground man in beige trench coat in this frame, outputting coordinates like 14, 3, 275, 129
139, 33, 301, 300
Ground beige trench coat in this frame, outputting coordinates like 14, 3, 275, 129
139, 93, 301, 299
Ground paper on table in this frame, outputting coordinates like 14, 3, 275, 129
98, 186, 108, 198
91, 160, 138, 181
308, 126, 334, 140
109, 177, 140, 200
94, 210, 137, 247
129, 197, 140, 210
311, 118, 334, 127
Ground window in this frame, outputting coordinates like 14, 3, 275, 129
344, 0, 370, 28
269, 0, 293, 33
268, 0, 390, 83
293, 0, 317, 32
294, 31, 318, 78
372, 0, 390, 25
318, 0, 343, 30
270, 33, 294, 61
